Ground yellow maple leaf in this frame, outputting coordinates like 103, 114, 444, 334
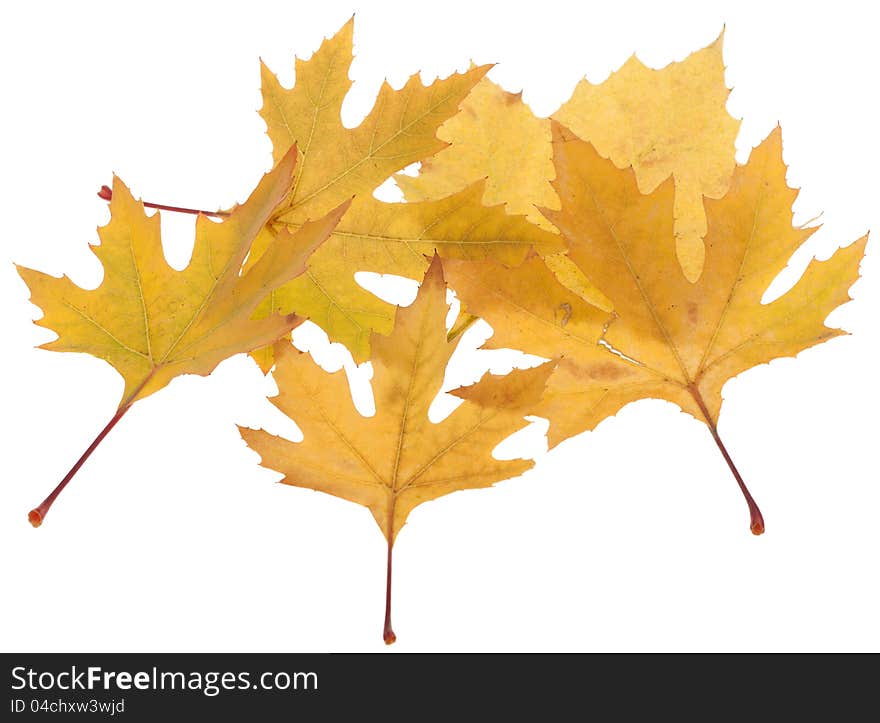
393, 77, 609, 313
18, 148, 348, 526
252, 19, 546, 362
252, 180, 564, 369
396, 77, 559, 230
397, 34, 739, 282
261, 21, 484, 222
446, 123, 867, 534
555, 32, 739, 281
239, 257, 554, 643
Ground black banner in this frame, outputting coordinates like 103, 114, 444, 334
2, 652, 873, 718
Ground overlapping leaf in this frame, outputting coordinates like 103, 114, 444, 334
250, 20, 561, 363
19, 148, 346, 407
447, 123, 866, 531
555, 33, 739, 280
396, 77, 559, 230
397, 34, 739, 281
18, 147, 348, 526
252, 181, 564, 369
240, 257, 553, 641
240, 257, 552, 542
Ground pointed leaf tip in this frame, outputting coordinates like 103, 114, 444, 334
425, 251, 445, 281
452, 360, 558, 410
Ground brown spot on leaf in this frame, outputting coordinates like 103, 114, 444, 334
556, 302, 572, 327
588, 361, 630, 381
565, 359, 631, 382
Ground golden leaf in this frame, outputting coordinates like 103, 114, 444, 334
240, 257, 554, 642
398, 34, 739, 282
252, 19, 518, 361
253, 181, 564, 367
19, 148, 347, 525
19, 148, 347, 406
555, 32, 740, 281
396, 77, 559, 230
447, 123, 867, 534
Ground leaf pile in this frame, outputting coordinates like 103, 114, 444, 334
18, 20, 868, 643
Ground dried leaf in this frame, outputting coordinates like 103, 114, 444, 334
18, 148, 347, 524
252, 20, 516, 361
253, 181, 563, 368
555, 32, 739, 280
240, 257, 554, 641
447, 124, 867, 533
398, 34, 739, 281
396, 77, 559, 230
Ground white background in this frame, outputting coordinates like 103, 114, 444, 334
1, 0, 877, 652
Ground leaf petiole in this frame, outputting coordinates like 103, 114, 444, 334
29, 373, 154, 528
383, 537, 396, 645
688, 384, 765, 535
97, 185, 229, 218
28, 402, 132, 527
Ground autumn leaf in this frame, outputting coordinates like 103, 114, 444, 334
250, 19, 524, 362
18, 147, 348, 526
394, 77, 609, 312
239, 257, 554, 643
261, 21, 484, 222
396, 76, 559, 230
554, 32, 739, 280
446, 123, 867, 534
251, 180, 565, 369
397, 33, 738, 282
